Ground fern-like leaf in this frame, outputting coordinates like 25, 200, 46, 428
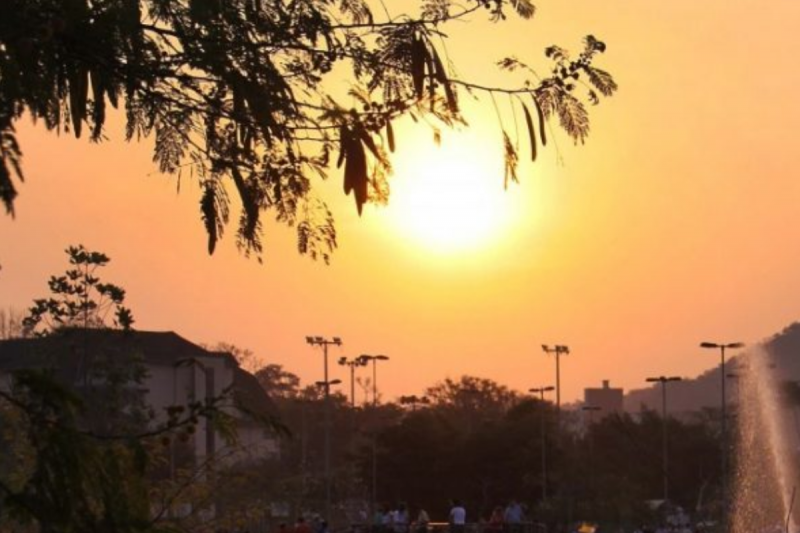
585, 66, 618, 97
509, 0, 535, 19
556, 92, 590, 144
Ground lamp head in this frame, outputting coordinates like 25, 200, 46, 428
333, 337, 342, 345
700, 342, 719, 349
376, 355, 389, 361
726, 342, 745, 349
306, 336, 315, 344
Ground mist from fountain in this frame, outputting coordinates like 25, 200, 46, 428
731, 348, 798, 533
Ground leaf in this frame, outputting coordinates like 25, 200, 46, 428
201, 183, 219, 254
68, 62, 89, 139
532, 94, 547, 146
556, 91, 590, 144
90, 69, 106, 141
509, 0, 535, 19
231, 166, 259, 243
584, 66, 618, 97
521, 103, 537, 162
503, 131, 519, 189
0, 161, 17, 217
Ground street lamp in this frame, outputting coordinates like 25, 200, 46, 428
530, 386, 555, 504
338, 356, 368, 408
306, 336, 342, 520
646, 376, 682, 503
316, 378, 342, 388
356, 354, 390, 406
357, 354, 390, 519
541, 345, 569, 413
700, 341, 744, 509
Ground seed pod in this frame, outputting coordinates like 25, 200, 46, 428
344, 137, 368, 215
522, 103, 537, 161
532, 94, 547, 147
410, 34, 427, 99
386, 120, 395, 153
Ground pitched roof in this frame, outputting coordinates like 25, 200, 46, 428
0, 328, 235, 371
0, 328, 277, 421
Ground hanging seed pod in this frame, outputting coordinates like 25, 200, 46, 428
344, 137, 368, 215
532, 94, 547, 147
410, 34, 427, 99
522, 103, 537, 161
386, 120, 395, 153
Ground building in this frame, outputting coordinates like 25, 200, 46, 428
0, 328, 278, 465
583, 379, 624, 421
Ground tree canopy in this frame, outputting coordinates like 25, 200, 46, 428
0, 0, 617, 261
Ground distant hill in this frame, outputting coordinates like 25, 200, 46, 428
623, 322, 800, 416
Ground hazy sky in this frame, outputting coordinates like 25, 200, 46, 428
2, 0, 800, 404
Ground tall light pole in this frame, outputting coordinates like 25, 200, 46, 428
541, 344, 569, 414
700, 341, 744, 510
530, 386, 555, 504
646, 376, 682, 503
338, 356, 367, 408
357, 354, 390, 519
306, 335, 342, 520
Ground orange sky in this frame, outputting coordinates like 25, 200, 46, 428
3, 0, 800, 404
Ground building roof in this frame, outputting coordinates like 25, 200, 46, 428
0, 328, 276, 419
0, 328, 236, 371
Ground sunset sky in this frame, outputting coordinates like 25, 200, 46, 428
2, 0, 800, 404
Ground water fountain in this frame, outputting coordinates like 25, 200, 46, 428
731, 347, 799, 533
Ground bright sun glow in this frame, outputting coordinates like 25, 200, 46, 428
382, 136, 519, 254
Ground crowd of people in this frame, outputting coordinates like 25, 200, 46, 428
360, 499, 529, 533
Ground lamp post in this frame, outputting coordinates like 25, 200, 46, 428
646, 376, 682, 503
541, 345, 569, 414
530, 386, 555, 504
306, 336, 342, 520
357, 354, 390, 519
700, 341, 744, 509
338, 356, 368, 408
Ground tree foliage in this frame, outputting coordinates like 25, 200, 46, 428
0, 0, 617, 261
22, 244, 134, 336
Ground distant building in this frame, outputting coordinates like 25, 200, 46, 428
583, 379, 624, 420
0, 329, 278, 465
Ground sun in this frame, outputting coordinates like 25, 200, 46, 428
381, 135, 519, 254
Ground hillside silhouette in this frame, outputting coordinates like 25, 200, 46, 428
624, 322, 800, 415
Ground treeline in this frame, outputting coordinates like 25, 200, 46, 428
254, 371, 725, 529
